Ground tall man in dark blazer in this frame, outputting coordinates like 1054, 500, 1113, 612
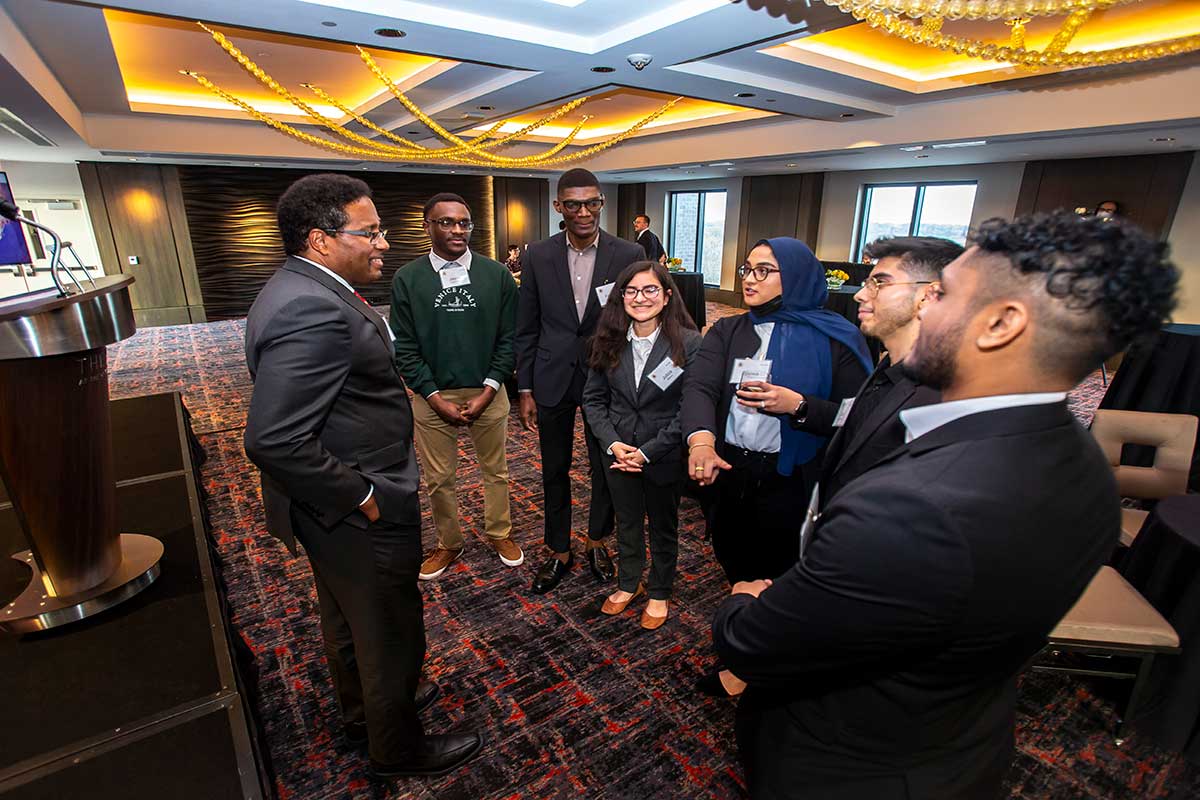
713, 211, 1178, 799
792, 236, 962, 507
633, 213, 666, 264
244, 174, 480, 778
515, 168, 646, 594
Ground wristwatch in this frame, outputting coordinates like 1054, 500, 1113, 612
790, 398, 808, 423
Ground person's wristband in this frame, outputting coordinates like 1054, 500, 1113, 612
689, 442, 715, 453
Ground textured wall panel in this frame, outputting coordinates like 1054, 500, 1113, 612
177, 166, 494, 320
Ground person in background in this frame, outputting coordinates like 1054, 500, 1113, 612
583, 261, 701, 629
389, 192, 522, 582
505, 244, 522, 274
244, 174, 480, 778
792, 236, 962, 508
633, 213, 667, 265
1094, 200, 1119, 220
515, 168, 646, 595
713, 211, 1178, 799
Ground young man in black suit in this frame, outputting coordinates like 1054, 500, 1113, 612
515, 168, 646, 594
244, 174, 480, 778
633, 213, 666, 264
792, 236, 963, 507
712, 211, 1178, 799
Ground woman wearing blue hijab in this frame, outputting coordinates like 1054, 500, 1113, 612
681, 237, 871, 584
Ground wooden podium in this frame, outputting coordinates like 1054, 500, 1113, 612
0, 276, 163, 632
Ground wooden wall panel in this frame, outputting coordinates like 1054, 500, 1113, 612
1014, 152, 1195, 239
493, 177, 547, 256
174, 167, 494, 320
616, 183, 647, 241
76, 162, 120, 277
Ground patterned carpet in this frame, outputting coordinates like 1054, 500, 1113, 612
104, 305, 1199, 800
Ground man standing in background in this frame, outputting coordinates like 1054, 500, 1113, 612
390, 192, 522, 582
633, 213, 667, 265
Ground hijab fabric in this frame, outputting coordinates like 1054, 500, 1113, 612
747, 237, 872, 475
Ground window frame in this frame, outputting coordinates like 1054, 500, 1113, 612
852, 180, 978, 261
668, 188, 727, 287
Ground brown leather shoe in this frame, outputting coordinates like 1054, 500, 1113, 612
640, 602, 669, 630
601, 584, 644, 615
492, 537, 524, 567
419, 547, 463, 581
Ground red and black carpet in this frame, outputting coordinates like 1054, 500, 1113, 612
104, 309, 1198, 799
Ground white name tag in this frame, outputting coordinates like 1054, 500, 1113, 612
439, 264, 470, 289
647, 356, 684, 391
799, 483, 820, 562
730, 358, 772, 384
595, 282, 615, 306
832, 398, 854, 428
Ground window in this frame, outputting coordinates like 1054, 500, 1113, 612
854, 182, 977, 260
668, 190, 726, 286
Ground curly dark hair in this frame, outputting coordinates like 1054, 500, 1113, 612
276, 173, 371, 256
971, 210, 1178, 382
589, 261, 697, 372
863, 236, 964, 282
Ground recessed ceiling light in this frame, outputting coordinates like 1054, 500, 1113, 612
478, 105, 494, 111
1151, 136, 1176, 142
840, 113, 855, 118
374, 27, 406, 38
727, 167, 736, 171
321, 20, 337, 27
708, 161, 734, 167
253, 162, 261, 166
450, 170, 456, 173
128, 157, 137, 161
899, 145, 926, 152
915, 154, 930, 159
361, 166, 368, 170
591, 66, 615, 73
734, 92, 756, 98
786, 163, 797, 167
930, 140, 987, 149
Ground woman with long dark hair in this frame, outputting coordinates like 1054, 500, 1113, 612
583, 260, 701, 629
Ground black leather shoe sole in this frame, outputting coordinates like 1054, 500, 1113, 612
370, 734, 483, 778
530, 554, 573, 595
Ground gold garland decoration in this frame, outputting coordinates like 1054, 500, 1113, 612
187, 22, 682, 167
832, 1, 1200, 68
826, 0, 1135, 20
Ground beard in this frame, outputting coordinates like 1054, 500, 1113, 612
901, 317, 966, 390
862, 301, 915, 341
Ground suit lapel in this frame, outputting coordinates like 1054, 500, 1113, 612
546, 233, 577, 322
282, 257, 393, 355
834, 380, 916, 476
582, 232, 618, 325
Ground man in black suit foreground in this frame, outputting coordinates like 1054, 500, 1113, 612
633, 213, 666, 264
792, 236, 962, 508
713, 211, 1178, 799
515, 168, 646, 594
244, 174, 480, 778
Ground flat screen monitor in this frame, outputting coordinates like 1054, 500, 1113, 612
0, 172, 33, 267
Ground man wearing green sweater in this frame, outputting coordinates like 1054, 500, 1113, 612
390, 193, 522, 580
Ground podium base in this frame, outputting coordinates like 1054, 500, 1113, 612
1, 533, 163, 633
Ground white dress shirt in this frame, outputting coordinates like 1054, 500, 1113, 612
628, 322, 661, 389
426, 249, 500, 395
725, 321, 781, 453
900, 391, 1069, 443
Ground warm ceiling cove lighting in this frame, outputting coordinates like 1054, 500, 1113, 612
185, 22, 682, 166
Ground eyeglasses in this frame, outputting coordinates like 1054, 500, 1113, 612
560, 197, 604, 213
428, 217, 474, 231
623, 285, 662, 299
325, 228, 388, 243
736, 264, 781, 282
861, 277, 933, 297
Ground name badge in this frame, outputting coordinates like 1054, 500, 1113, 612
440, 264, 470, 289
730, 358, 772, 384
799, 483, 820, 562
647, 356, 684, 391
595, 282, 615, 306
832, 398, 854, 428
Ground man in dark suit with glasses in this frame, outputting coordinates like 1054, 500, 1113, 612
515, 168, 645, 595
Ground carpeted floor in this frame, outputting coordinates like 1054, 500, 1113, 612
104, 303, 1199, 799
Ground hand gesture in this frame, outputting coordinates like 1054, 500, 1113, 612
735, 381, 803, 415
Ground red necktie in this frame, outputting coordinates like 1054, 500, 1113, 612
354, 291, 368, 304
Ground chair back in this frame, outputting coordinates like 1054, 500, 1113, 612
1090, 410, 1197, 499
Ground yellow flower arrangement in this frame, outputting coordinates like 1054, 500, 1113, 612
825, 268, 850, 289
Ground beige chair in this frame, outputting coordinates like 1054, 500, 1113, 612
1089, 409, 1197, 546
1035, 566, 1180, 744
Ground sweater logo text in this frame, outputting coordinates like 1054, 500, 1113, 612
433, 286, 477, 312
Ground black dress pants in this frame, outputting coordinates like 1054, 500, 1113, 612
293, 509, 425, 764
709, 448, 813, 584
536, 371, 614, 553
606, 466, 683, 599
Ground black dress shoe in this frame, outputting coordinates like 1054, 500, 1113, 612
587, 545, 615, 582
344, 680, 443, 746
531, 553, 573, 594
370, 732, 483, 778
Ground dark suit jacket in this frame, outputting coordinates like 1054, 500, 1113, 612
679, 312, 869, 459
636, 228, 665, 262
244, 256, 419, 553
515, 230, 646, 407
713, 402, 1119, 799
794, 357, 940, 507
582, 328, 702, 485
